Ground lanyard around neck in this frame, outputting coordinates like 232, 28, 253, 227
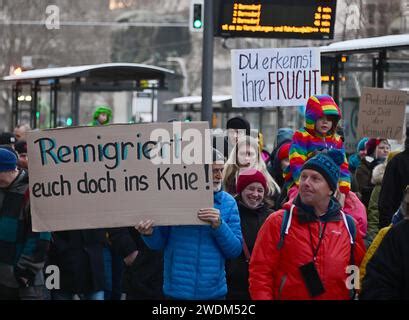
307, 221, 327, 261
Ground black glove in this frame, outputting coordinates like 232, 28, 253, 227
14, 266, 36, 287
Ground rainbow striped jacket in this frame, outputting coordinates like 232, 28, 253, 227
285, 95, 351, 194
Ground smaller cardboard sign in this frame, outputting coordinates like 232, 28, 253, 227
357, 87, 407, 140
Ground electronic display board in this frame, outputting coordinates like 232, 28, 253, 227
214, 0, 337, 40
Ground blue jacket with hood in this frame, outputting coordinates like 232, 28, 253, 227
142, 190, 242, 300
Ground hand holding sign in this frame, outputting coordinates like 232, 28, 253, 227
136, 220, 155, 236
197, 208, 221, 229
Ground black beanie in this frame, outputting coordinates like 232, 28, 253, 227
15, 140, 27, 154
226, 116, 250, 136
0, 132, 16, 145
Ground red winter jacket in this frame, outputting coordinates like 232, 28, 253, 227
249, 198, 366, 300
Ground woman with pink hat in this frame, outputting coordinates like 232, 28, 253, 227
226, 168, 273, 300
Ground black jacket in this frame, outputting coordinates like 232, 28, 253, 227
48, 229, 107, 294
360, 219, 409, 300
226, 200, 271, 300
48, 228, 137, 293
355, 157, 384, 208
110, 228, 164, 300
378, 149, 409, 228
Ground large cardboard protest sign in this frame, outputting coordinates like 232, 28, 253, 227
27, 122, 213, 232
357, 87, 408, 140
231, 47, 321, 108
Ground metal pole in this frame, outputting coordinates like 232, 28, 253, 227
73, 78, 81, 126
377, 50, 386, 88
372, 57, 377, 87
151, 88, 155, 122
49, 81, 53, 128
32, 80, 39, 129
276, 106, 284, 133
334, 55, 340, 104
53, 79, 59, 127
201, 0, 214, 127
11, 84, 18, 129
15, 84, 21, 128
328, 57, 334, 96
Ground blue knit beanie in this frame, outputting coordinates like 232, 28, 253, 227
0, 147, 17, 172
357, 137, 369, 152
301, 149, 344, 192
277, 128, 294, 146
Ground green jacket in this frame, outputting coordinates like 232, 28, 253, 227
366, 163, 386, 243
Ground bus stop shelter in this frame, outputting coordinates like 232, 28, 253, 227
320, 34, 409, 152
2, 63, 175, 129
320, 33, 409, 103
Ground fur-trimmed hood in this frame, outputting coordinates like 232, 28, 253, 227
371, 162, 386, 185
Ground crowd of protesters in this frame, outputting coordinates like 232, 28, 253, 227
1, 95, 408, 300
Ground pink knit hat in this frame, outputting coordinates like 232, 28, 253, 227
236, 168, 267, 194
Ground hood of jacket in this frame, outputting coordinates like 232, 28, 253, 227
276, 128, 294, 146
92, 105, 112, 124
270, 138, 292, 181
283, 194, 342, 223
3, 169, 28, 193
304, 95, 341, 137
371, 162, 386, 185
348, 153, 361, 172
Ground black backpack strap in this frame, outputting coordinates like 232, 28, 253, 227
242, 236, 251, 263
341, 211, 356, 238
277, 205, 295, 250
341, 211, 358, 300
341, 211, 357, 263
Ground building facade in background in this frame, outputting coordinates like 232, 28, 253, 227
0, 0, 408, 151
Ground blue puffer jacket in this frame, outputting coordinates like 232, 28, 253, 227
142, 190, 242, 300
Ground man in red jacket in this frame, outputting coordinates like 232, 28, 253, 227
249, 149, 366, 300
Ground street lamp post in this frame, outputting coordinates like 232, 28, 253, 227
201, 0, 214, 127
